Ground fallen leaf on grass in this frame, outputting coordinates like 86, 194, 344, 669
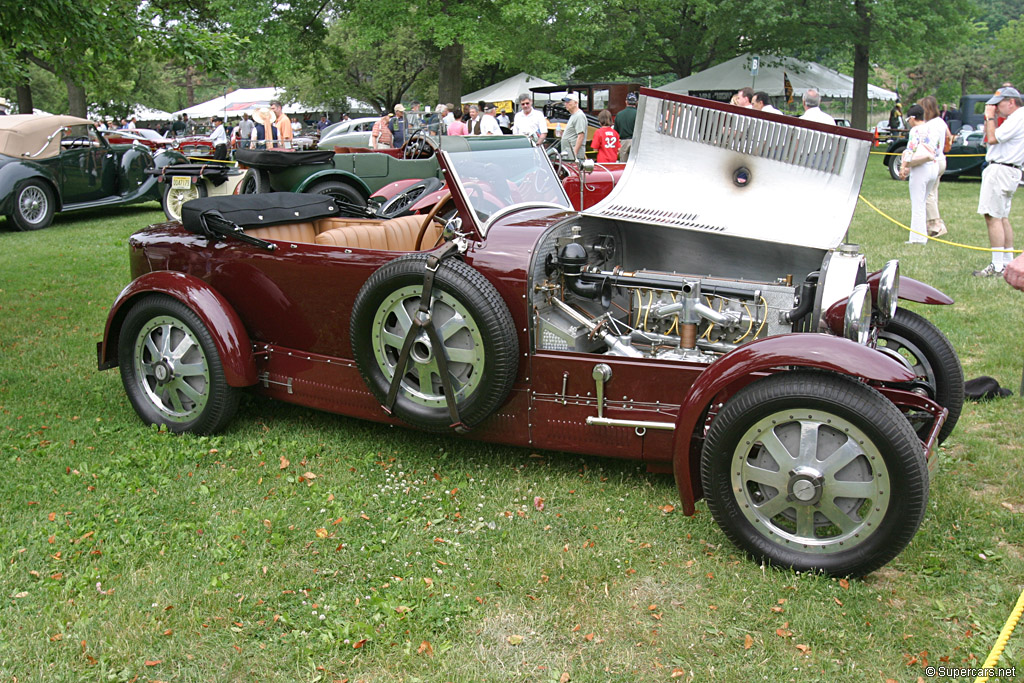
507, 635, 523, 645
352, 639, 366, 649
559, 672, 571, 683
417, 640, 433, 656
144, 659, 162, 666
315, 528, 329, 539
47, 512, 56, 522
660, 504, 675, 514
279, 456, 289, 469
423, 577, 433, 588
584, 632, 594, 641
50, 633, 62, 641
13, 591, 27, 599
744, 634, 753, 649
671, 669, 687, 678
838, 578, 850, 589
776, 622, 792, 638
796, 644, 811, 655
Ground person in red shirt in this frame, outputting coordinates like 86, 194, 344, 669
591, 109, 620, 163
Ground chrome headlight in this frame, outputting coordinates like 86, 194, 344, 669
876, 259, 900, 325
844, 284, 873, 345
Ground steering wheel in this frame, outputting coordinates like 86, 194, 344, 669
415, 191, 453, 250
403, 130, 435, 160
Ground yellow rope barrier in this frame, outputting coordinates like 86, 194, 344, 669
857, 194, 1024, 254
974, 587, 1024, 683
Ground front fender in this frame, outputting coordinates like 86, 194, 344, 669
98, 271, 258, 387
293, 169, 371, 198
868, 269, 954, 306
670, 334, 916, 515
154, 148, 188, 169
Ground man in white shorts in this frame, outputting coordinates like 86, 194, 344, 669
975, 86, 1024, 277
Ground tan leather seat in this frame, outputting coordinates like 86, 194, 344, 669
315, 216, 442, 251
244, 222, 317, 244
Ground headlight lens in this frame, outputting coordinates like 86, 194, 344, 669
876, 259, 900, 325
844, 284, 873, 345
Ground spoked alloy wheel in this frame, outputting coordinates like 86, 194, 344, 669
10, 181, 55, 230
373, 285, 484, 409
701, 371, 928, 577
162, 182, 206, 222
118, 295, 238, 434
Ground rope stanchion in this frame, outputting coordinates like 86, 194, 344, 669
857, 194, 1023, 254
974, 587, 1024, 683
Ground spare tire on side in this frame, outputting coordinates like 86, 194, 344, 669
350, 254, 518, 431
376, 177, 444, 219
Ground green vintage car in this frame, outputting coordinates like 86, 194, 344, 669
0, 115, 186, 230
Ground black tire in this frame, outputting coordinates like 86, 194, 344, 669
118, 295, 239, 434
377, 178, 444, 219
161, 181, 207, 222
877, 307, 964, 443
307, 180, 368, 217
237, 168, 270, 194
8, 180, 55, 231
700, 370, 928, 577
350, 255, 518, 431
888, 145, 906, 180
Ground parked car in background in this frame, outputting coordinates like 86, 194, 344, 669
318, 116, 378, 150
102, 128, 178, 152
882, 128, 987, 180
175, 134, 216, 158
99, 89, 960, 577
0, 115, 186, 230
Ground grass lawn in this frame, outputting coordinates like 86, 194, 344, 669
0, 161, 1022, 683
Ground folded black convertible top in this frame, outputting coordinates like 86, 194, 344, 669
234, 149, 335, 169
181, 192, 339, 235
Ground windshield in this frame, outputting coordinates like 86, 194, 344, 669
444, 145, 571, 231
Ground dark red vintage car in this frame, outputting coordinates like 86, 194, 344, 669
98, 89, 962, 577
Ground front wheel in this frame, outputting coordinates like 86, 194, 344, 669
700, 371, 928, 577
9, 180, 55, 231
161, 181, 207, 222
117, 295, 239, 434
876, 307, 963, 443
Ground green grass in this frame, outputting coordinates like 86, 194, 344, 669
0, 163, 1022, 683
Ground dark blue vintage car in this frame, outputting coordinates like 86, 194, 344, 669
0, 115, 185, 230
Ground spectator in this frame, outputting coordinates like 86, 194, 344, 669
898, 104, 941, 244
371, 112, 393, 149
0, 97, 9, 115
466, 105, 482, 135
341, 113, 351, 122
250, 108, 278, 149
496, 108, 510, 130
447, 107, 468, 136
734, 87, 754, 108
432, 103, 449, 134
591, 109, 621, 163
183, 113, 196, 135
512, 93, 548, 142
615, 92, 638, 161
317, 114, 331, 131
388, 104, 408, 148
236, 112, 254, 150
920, 96, 950, 237
751, 92, 782, 114
799, 88, 836, 125
560, 92, 588, 161
171, 114, 186, 137
888, 100, 903, 132
443, 103, 456, 130
974, 86, 1024, 277
478, 103, 503, 135
270, 100, 293, 148
127, 116, 138, 130
210, 115, 228, 160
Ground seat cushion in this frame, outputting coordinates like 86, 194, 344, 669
244, 222, 317, 243
313, 215, 444, 251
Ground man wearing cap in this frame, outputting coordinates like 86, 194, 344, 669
513, 93, 548, 142
388, 104, 408, 148
561, 92, 588, 161
0, 98, 9, 115
478, 103, 503, 136
210, 115, 228, 160
615, 92, 638, 161
974, 86, 1024, 277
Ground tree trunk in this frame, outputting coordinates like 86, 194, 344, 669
65, 79, 87, 118
185, 65, 196, 107
16, 82, 33, 115
851, 0, 871, 130
438, 42, 463, 108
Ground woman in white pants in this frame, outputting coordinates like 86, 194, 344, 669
920, 96, 950, 236
899, 104, 942, 243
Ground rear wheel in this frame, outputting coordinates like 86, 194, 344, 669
237, 169, 270, 194
9, 180, 55, 231
701, 371, 928, 577
307, 180, 367, 217
161, 181, 207, 222
888, 147, 906, 180
118, 295, 239, 434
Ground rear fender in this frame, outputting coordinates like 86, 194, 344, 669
867, 270, 953, 305
293, 169, 371, 197
671, 334, 916, 514
98, 271, 257, 387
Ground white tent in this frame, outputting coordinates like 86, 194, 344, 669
661, 54, 897, 102
132, 104, 173, 121
173, 88, 371, 119
461, 72, 557, 110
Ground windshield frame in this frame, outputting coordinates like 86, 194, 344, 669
437, 145, 572, 237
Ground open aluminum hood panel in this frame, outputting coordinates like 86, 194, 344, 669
584, 88, 873, 252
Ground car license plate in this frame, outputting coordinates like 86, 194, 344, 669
171, 176, 191, 190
